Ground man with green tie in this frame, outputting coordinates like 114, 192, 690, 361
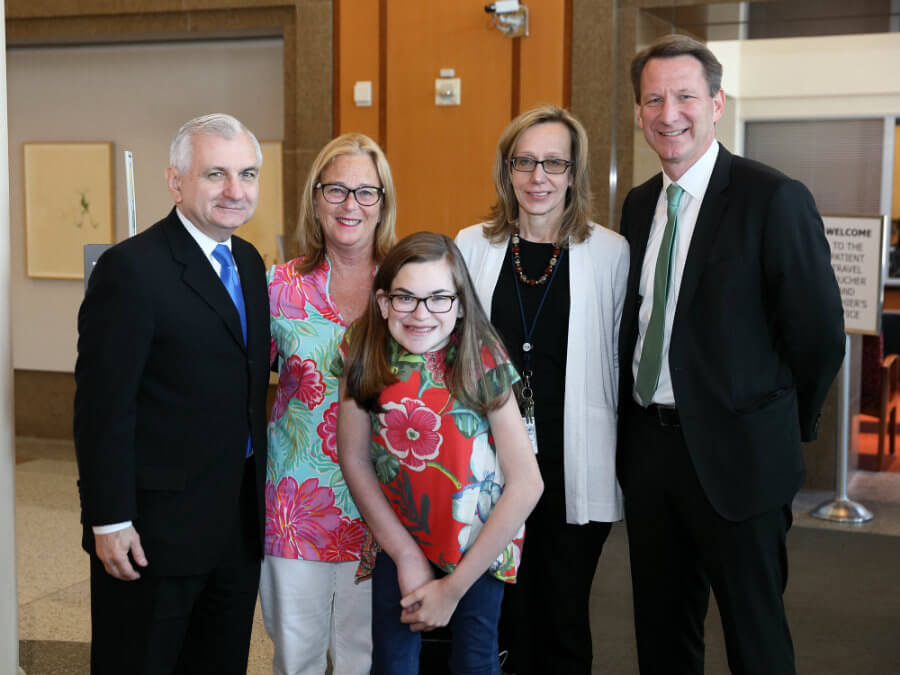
617, 35, 844, 675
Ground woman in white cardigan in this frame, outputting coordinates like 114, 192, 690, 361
455, 105, 628, 675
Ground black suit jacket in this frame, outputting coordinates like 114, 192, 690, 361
618, 145, 845, 521
74, 208, 270, 576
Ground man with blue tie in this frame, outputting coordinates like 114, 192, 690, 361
74, 113, 271, 674
617, 36, 845, 674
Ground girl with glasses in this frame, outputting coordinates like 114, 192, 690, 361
455, 105, 630, 675
335, 232, 543, 675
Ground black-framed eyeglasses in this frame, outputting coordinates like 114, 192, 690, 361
316, 182, 385, 206
387, 294, 457, 314
510, 156, 572, 174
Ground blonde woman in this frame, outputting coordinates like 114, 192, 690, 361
456, 106, 629, 675
260, 133, 397, 675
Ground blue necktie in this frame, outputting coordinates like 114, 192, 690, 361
212, 244, 247, 345
212, 244, 252, 457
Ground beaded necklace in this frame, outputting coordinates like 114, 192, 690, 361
511, 229, 562, 287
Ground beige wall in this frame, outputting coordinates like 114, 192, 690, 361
633, 32, 900, 187
7, 38, 283, 372
709, 33, 900, 120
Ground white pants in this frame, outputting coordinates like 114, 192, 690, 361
259, 556, 372, 675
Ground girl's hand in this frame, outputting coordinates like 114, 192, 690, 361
395, 549, 435, 614
399, 577, 464, 632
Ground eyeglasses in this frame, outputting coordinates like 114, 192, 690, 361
316, 182, 385, 206
510, 156, 572, 174
387, 294, 457, 314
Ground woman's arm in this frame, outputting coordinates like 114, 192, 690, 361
336, 380, 434, 600
400, 394, 543, 631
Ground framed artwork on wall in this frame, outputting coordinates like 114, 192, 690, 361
239, 140, 284, 269
23, 141, 114, 279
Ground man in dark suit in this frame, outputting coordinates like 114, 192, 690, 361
74, 113, 271, 675
617, 35, 845, 675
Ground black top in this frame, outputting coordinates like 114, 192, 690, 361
490, 236, 570, 518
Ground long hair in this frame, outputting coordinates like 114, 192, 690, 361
295, 133, 397, 274
484, 105, 592, 245
343, 232, 513, 415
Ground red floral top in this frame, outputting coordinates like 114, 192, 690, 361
335, 337, 523, 583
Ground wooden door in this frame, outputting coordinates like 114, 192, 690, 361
338, 0, 568, 239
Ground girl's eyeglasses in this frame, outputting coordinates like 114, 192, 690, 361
387, 294, 457, 314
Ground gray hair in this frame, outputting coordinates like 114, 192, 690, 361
169, 113, 263, 173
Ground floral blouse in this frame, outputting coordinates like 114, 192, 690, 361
265, 257, 368, 562
334, 337, 523, 583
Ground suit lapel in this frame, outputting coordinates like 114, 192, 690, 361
627, 175, 663, 300
672, 147, 732, 328
162, 211, 247, 350
621, 174, 663, 358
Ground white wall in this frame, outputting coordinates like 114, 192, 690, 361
709, 33, 900, 122
7, 39, 284, 372
633, 33, 900, 186
1, 7, 22, 674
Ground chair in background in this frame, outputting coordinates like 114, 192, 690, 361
860, 333, 899, 470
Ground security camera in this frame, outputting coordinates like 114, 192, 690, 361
485, 1, 520, 13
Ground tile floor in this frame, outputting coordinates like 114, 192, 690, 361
14, 435, 900, 674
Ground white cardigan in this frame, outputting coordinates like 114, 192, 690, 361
456, 223, 629, 524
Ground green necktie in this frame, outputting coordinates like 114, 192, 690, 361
635, 183, 684, 406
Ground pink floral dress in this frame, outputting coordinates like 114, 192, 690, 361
334, 337, 524, 583
265, 258, 368, 562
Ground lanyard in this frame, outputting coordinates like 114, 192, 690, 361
511, 239, 565, 371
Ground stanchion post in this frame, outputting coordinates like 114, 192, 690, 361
812, 333, 874, 523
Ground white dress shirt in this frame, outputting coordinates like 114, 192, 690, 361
631, 141, 720, 407
176, 208, 236, 276
92, 209, 234, 535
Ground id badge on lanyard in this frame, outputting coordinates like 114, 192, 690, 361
511, 238, 566, 456
520, 368, 538, 454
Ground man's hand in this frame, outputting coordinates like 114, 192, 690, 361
94, 526, 148, 581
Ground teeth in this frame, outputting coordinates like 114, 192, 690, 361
660, 130, 686, 137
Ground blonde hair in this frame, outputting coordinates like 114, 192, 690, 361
295, 133, 397, 273
484, 105, 592, 245
343, 232, 513, 415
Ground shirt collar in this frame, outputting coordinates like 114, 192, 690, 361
662, 140, 719, 202
175, 208, 231, 259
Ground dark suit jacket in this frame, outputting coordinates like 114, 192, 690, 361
618, 145, 845, 521
74, 208, 270, 576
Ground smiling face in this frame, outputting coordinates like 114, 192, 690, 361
166, 132, 260, 242
315, 153, 382, 256
377, 258, 462, 354
509, 121, 573, 231
636, 54, 724, 181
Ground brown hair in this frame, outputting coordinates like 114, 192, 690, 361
631, 34, 723, 104
295, 133, 397, 274
483, 105, 592, 245
342, 232, 514, 415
